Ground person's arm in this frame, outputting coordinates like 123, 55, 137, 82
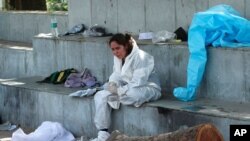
117, 54, 154, 95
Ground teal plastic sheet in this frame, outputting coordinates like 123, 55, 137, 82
174, 5, 250, 101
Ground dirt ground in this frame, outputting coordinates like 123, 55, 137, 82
0, 130, 13, 141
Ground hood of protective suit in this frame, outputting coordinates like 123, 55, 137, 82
109, 40, 161, 95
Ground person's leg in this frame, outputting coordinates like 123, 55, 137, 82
119, 86, 161, 107
92, 90, 113, 141
94, 90, 113, 130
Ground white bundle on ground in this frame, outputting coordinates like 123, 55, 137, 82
12, 121, 75, 141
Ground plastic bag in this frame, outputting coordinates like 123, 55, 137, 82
173, 4, 250, 101
83, 24, 107, 37
152, 30, 176, 44
63, 24, 86, 36
107, 81, 118, 94
69, 88, 97, 97
107, 94, 120, 109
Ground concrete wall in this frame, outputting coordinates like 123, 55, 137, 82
32, 36, 250, 103
0, 11, 68, 43
0, 82, 249, 141
0, 45, 34, 79
33, 37, 113, 83
68, 0, 250, 34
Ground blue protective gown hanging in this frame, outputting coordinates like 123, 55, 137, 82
174, 5, 250, 101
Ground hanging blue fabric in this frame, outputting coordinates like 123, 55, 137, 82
173, 4, 250, 101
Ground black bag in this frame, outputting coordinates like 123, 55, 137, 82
85, 25, 113, 37
174, 27, 188, 41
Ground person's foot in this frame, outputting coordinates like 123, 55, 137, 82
90, 131, 110, 141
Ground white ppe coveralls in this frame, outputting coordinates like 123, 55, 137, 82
94, 42, 161, 130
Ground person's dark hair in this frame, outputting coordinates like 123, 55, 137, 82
109, 33, 133, 56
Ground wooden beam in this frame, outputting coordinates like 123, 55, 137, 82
107, 123, 224, 141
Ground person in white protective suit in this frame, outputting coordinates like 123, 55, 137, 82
91, 33, 161, 141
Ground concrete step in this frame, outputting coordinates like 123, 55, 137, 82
0, 39, 32, 48
32, 35, 250, 103
0, 35, 249, 102
0, 76, 249, 141
0, 39, 33, 79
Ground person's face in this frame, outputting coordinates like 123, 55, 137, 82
110, 41, 127, 59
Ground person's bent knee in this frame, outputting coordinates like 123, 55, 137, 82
120, 88, 140, 105
125, 88, 138, 97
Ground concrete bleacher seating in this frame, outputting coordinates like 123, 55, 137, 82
0, 39, 33, 79
1, 76, 250, 140
0, 35, 250, 140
